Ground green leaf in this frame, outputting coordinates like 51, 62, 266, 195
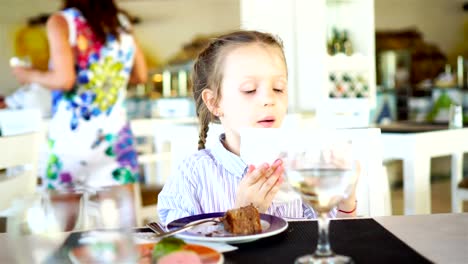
152, 237, 186, 260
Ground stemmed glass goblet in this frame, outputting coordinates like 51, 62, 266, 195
282, 130, 357, 264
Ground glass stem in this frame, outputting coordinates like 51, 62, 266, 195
315, 213, 333, 257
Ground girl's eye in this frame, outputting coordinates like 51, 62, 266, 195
240, 82, 256, 94
273, 88, 284, 93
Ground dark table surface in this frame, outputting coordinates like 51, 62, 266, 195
223, 219, 430, 264
3, 217, 441, 264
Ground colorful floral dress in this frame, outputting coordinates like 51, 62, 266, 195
45, 8, 139, 189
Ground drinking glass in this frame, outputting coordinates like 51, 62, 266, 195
6, 189, 85, 264
7, 184, 137, 263
69, 184, 138, 263
282, 129, 357, 264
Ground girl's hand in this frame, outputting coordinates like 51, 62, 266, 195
234, 159, 284, 213
337, 161, 361, 217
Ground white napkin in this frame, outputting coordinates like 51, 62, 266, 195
240, 127, 302, 203
239, 127, 285, 167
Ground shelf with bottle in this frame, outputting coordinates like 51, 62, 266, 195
324, 0, 375, 105
327, 27, 353, 56
146, 62, 194, 100
325, 0, 374, 54
326, 53, 373, 99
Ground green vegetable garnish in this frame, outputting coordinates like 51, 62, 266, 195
152, 237, 186, 260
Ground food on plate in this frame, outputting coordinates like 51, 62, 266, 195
152, 237, 202, 264
223, 204, 261, 235
157, 251, 202, 264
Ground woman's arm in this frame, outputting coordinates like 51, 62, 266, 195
128, 38, 147, 84
12, 14, 76, 91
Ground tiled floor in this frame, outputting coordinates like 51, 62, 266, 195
390, 179, 468, 215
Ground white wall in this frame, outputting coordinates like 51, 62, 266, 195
0, 0, 60, 94
0, 24, 17, 94
2, 0, 465, 94
375, 0, 467, 62
120, 0, 240, 65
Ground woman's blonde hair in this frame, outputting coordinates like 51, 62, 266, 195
192, 30, 285, 150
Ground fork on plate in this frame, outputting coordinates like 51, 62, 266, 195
146, 218, 222, 239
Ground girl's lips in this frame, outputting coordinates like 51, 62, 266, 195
257, 117, 276, 128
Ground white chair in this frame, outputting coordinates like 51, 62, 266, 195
0, 132, 40, 212
165, 124, 200, 177
453, 186, 468, 213
166, 122, 224, 176
130, 119, 171, 184
130, 119, 173, 226
452, 152, 468, 213
347, 128, 392, 217
131, 118, 201, 225
380, 164, 393, 216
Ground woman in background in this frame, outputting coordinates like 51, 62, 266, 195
12, 0, 147, 189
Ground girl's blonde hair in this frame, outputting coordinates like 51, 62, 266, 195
192, 30, 285, 150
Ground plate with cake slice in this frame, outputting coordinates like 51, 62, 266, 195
167, 205, 288, 244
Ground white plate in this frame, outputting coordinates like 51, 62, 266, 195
167, 212, 288, 244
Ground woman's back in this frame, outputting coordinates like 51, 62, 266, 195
45, 7, 140, 189
51, 7, 135, 127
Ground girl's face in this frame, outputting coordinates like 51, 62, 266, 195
217, 43, 288, 139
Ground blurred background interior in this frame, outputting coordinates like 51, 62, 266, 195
0, 0, 467, 222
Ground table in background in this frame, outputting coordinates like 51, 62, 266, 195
380, 122, 468, 214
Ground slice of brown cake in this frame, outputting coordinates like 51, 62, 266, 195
223, 204, 262, 235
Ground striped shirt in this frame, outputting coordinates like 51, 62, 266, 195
157, 134, 336, 225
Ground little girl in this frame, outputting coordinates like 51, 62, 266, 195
157, 30, 357, 225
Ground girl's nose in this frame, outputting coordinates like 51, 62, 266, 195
261, 87, 275, 107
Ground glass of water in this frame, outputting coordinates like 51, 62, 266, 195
282, 129, 357, 264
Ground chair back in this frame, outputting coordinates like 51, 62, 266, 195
131, 119, 166, 184
0, 132, 40, 211
344, 128, 392, 216
166, 122, 224, 177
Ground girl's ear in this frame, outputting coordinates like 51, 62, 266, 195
201, 89, 218, 115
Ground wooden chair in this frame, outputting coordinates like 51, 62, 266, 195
0, 132, 40, 212
132, 182, 163, 226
